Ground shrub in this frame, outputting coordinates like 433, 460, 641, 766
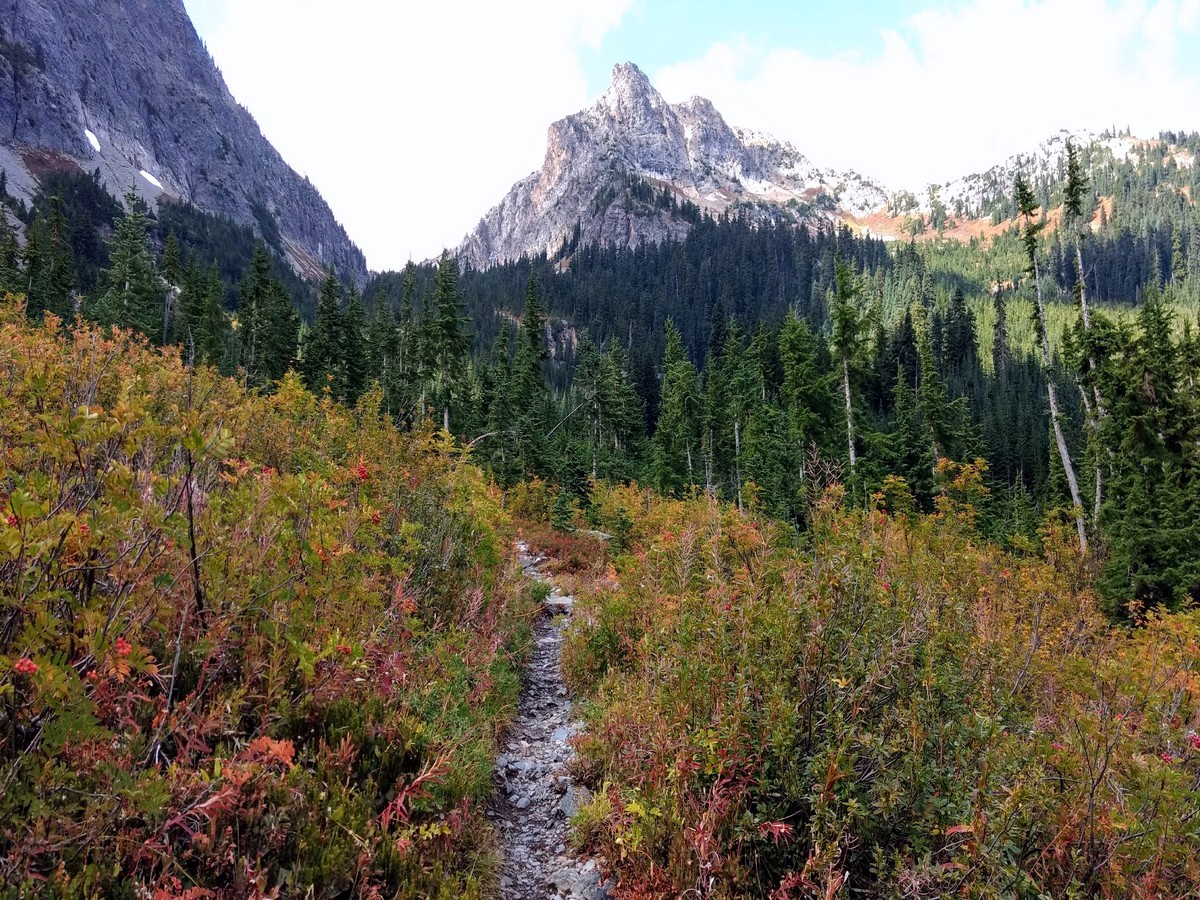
562, 481, 1200, 897
0, 297, 534, 897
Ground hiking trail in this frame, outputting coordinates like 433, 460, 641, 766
490, 542, 612, 900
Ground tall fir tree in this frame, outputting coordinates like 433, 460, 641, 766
91, 192, 161, 337
303, 270, 345, 397
1017, 171, 1088, 551
426, 253, 471, 433
651, 320, 701, 496
342, 284, 368, 404
831, 257, 865, 471
512, 274, 551, 476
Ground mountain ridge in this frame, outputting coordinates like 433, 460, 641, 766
454, 62, 1195, 269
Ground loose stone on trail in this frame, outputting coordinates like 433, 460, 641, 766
493, 542, 613, 900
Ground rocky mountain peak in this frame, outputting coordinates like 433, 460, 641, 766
457, 62, 889, 270
599, 62, 664, 123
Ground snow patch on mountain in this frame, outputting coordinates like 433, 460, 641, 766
84, 129, 101, 153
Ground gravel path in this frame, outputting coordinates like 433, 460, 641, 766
490, 543, 612, 900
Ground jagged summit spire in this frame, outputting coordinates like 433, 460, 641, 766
599, 62, 665, 123
609, 62, 652, 92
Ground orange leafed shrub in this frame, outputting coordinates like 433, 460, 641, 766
0, 297, 534, 897
563, 480, 1200, 898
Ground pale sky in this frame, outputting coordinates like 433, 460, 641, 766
183, 0, 1200, 272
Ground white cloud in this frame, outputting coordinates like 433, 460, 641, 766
653, 0, 1200, 193
186, 0, 633, 271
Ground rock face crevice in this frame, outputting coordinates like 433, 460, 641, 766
458, 62, 888, 270
0, 0, 366, 282
491, 543, 610, 900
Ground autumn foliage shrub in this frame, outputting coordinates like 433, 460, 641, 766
0, 297, 535, 898
564, 476, 1200, 898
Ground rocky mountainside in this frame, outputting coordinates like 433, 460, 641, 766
916, 129, 1175, 221
458, 62, 888, 270
0, 0, 366, 282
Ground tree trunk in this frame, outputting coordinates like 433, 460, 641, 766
842, 358, 856, 470
704, 430, 714, 497
443, 404, 450, 434
1076, 233, 1109, 520
1035, 258, 1088, 552
733, 417, 743, 512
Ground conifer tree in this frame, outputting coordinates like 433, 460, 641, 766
1063, 138, 1107, 519
719, 325, 763, 511
0, 213, 21, 296
512, 274, 551, 476
426, 253, 471, 432
915, 306, 971, 463
574, 337, 605, 480
600, 338, 644, 472
161, 232, 183, 286
1017, 171, 1087, 551
91, 192, 161, 337
1097, 295, 1200, 612
24, 199, 75, 321
779, 311, 837, 480
651, 320, 701, 496
160, 232, 183, 342
303, 270, 345, 397
482, 322, 521, 487
889, 365, 937, 510
235, 245, 298, 387
365, 295, 400, 415
743, 400, 794, 519
396, 268, 421, 425
199, 262, 228, 369
991, 290, 1009, 375
831, 257, 865, 471
238, 243, 272, 384
342, 285, 368, 403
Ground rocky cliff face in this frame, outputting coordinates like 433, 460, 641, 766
458, 62, 888, 269
0, 0, 366, 282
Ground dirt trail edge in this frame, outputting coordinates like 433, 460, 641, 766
490, 542, 613, 900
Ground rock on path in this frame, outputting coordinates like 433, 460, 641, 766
490, 542, 612, 900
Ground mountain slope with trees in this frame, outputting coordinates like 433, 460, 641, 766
0, 0, 366, 282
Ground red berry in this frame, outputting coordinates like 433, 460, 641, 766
115, 637, 132, 658
14, 657, 37, 675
